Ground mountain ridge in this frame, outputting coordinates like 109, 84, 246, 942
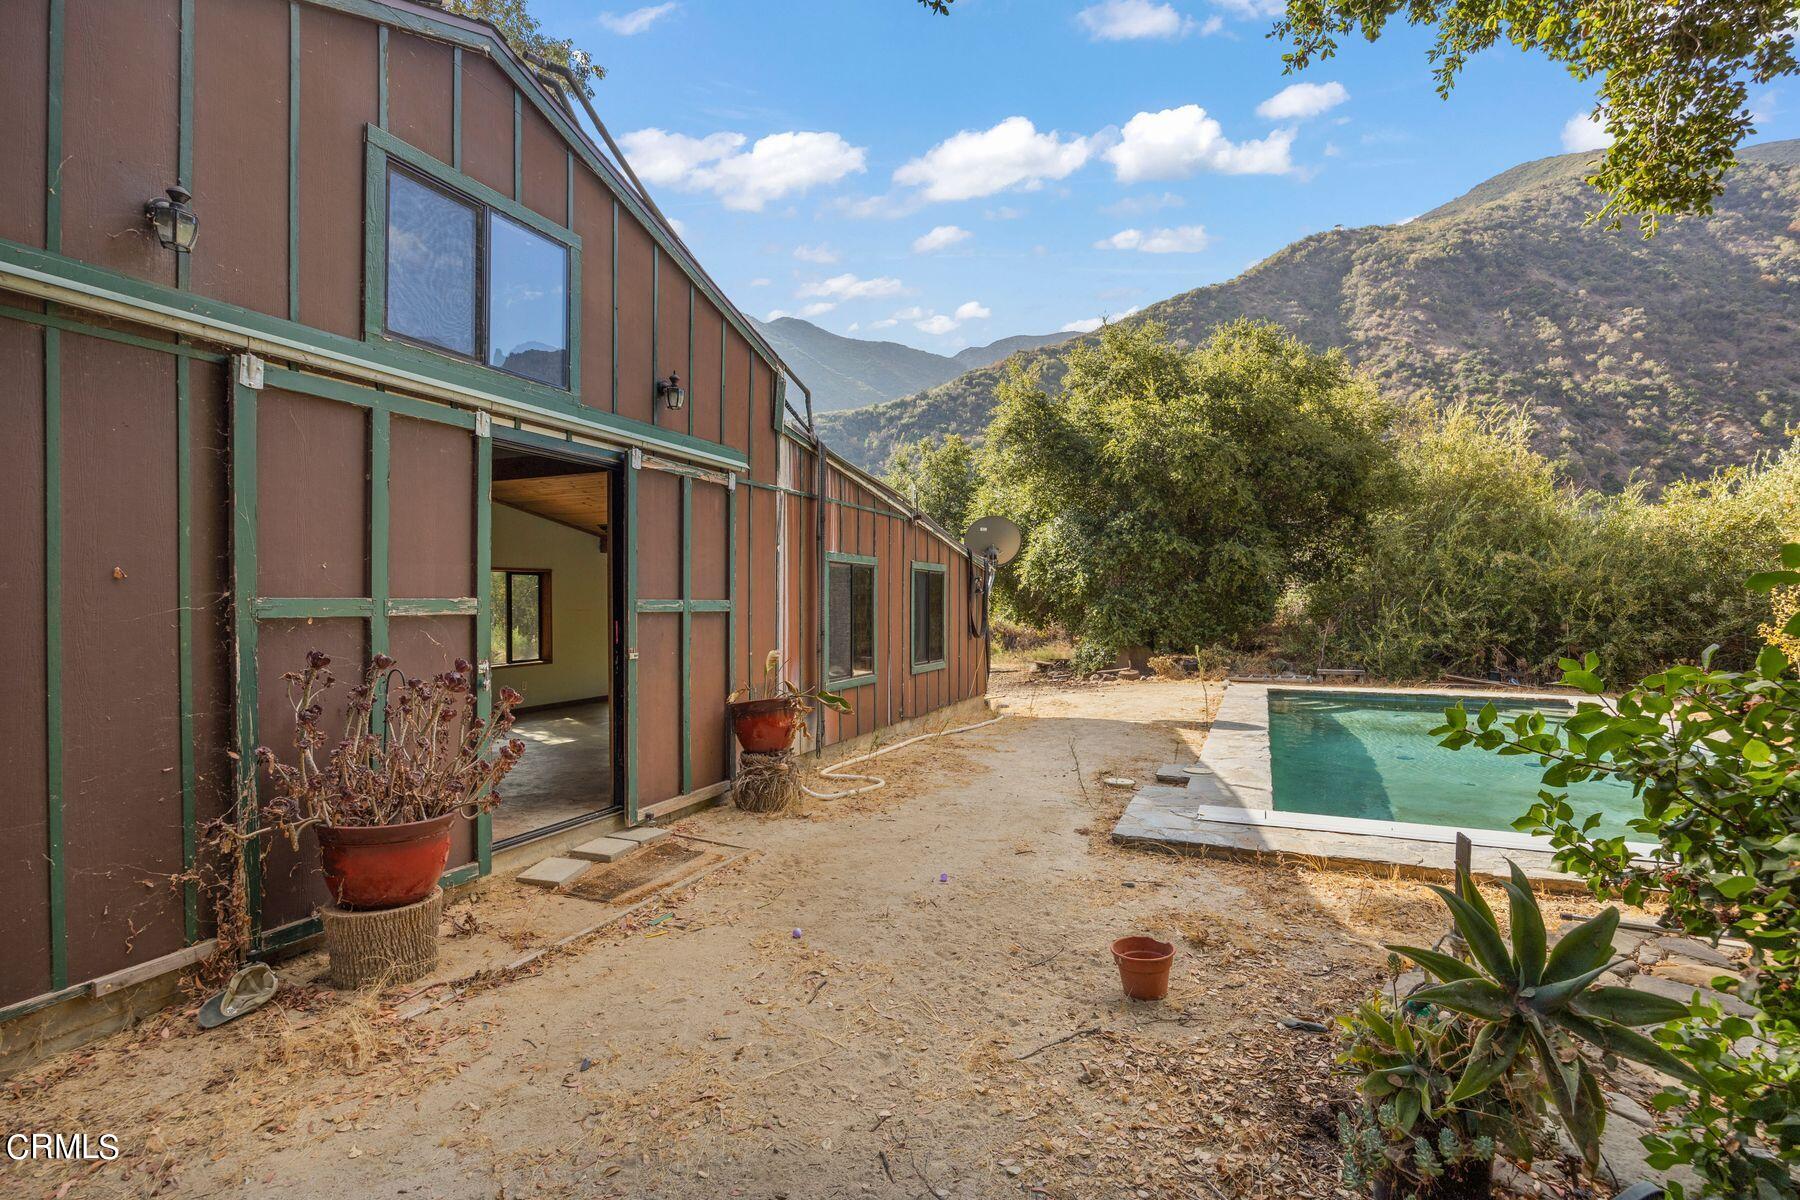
813, 139, 1800, 490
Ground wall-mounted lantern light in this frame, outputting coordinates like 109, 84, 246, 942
145, 185, 199, 253
657, 372, 686, 411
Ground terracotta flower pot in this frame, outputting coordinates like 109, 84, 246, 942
317, 813, 456, 910
728, 697, 800, 753
1111, 935, 1174, 1001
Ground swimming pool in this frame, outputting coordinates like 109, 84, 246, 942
1267, 690, 1640, 840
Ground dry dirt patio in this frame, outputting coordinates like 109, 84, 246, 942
4, 672, 1602, 1200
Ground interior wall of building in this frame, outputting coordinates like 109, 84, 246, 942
491, 502, 611, 709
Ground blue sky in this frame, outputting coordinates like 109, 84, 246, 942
532, 0, 1794, 354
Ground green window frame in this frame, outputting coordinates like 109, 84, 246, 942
490, 568, 551, 666
910, 561, 948, 673
825, 552, 878, 690
364, 126, 582, 394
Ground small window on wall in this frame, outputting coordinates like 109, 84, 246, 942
383, 161, 572, 389
911, 563, 947, 671
827, 557, 877, 685
490, 569, 549, 666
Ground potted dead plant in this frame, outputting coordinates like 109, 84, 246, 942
726, 651, 850, 753
1337, 863, 1699, 1199
256, 651, 526, 909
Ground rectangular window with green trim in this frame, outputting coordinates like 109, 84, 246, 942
366, 127, 580, 392
826, 554, 878, 687
491, 569, 550, 666
910, 561, 947, 673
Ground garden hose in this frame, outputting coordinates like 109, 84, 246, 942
799, 712, 1009, 800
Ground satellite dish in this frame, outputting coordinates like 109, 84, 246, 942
964, 515, 1022, 567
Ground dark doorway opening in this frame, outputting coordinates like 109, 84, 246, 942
488, 440, 623, 846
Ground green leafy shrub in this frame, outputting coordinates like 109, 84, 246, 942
1070, 640, 1114, 676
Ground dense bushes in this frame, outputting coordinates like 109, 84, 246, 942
1298, 403, 1800, 680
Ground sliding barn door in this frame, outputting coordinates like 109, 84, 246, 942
229, 361, 491, 948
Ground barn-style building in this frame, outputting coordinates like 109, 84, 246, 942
0, 0, 990, 1038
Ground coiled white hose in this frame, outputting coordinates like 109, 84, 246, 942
798, 712, 1009, 800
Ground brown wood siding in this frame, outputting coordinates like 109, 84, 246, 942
721, 329, 750, 453
256, 387, 368, 598
653, 265, 688, 436
614, 214, 655, 425
519, 103, 565, 223
637, 468, 680, 601
749, 359, 777, 484
387, 28, 454, 165
457, 52, 512, 198
61, 0, 179, 288
60, 334, 184, 983
691, 298, 724, 446
297, 4, 377, 337
748, 486, 781, 702
690, 612, 729, 788
389, 413, 475, 599
573, 175, 613, 415
635, 614, 681, 803
388, 615, 478, 870
0, 318, 50, 1005
0, 2, 48, 249
691, 480, 729, 602
188, 359, 237, 914
192, 0, 290, 317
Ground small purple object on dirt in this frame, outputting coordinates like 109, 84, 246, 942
791, 928, 803, 939
939, 873, 949, 883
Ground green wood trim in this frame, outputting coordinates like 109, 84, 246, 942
489, 421, 625, 463
0, 238, 748, 471
46, 0, 63, 254
44, 325, 66, 990
362, 135, 387, 346
288, 1, 301, 322
177, 0, 195, 292
451, 46, 462, 170
230, 379, 264, 940
689, 598, 731, 614
440, 861, 480, 889
376, 24, 388, 129
177, 355, 198, 943
636, 598, 685, 614
0, 981, 88, 1026
564, 151, 573, 228
251, 596, 375, 619
623, 460, 639, 823
718, 319, 726, 444
387, 597, 478, 617
680, 475, 692, 795
370, 126, 578, 247
823, 552, 879, 695
0, 302, 226, 362
256, 915, 319, 954
512, 90, 522, 201
369, 406, 391, 660
474, 431, 492, 875
686, 286, 694, 438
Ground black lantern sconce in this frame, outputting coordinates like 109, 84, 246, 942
145, 185, 199, 253
657, 372, 686, 411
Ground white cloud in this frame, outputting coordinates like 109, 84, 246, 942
894, 117, 1093, 202
619, 128, 866, 211
1209, 0, 1284, 16
765, 309, 792, 320
954, 300, 991, 321
1257, 81, 1349, 121
598, 3, 677, 35
1096, 225, 1212, 253
799, 301, 837, 317
1061, 306, 1141, 333
985, 206, 1025, 220
1104, 105, 1294, 182
915, 314, 960, 335
1561, 111, 1613, 152
1076, 0, 1196, 40
867, 318, 899, 330
912, 224, 973, 253
893, 305, 929, 320
798, 273, 906, 301
793, 243, 839, 264
748, 277, 772, 287
1104, 191, 1185, 216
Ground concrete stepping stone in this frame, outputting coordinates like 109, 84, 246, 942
518, 857, 591, 889
612, 827, 669, 845
570, 836, 640, 863
1154, 765, 1190, 785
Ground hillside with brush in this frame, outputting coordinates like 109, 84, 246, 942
815, 140, 1800, 490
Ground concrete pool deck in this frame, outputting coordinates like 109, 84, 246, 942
1112, 681, 1604, 882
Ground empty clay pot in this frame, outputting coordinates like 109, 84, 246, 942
1111, 935, 1175, 1001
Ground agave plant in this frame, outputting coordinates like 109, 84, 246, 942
1391, 862, 1703, 1169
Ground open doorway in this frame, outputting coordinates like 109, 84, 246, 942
488, 441, 622, 845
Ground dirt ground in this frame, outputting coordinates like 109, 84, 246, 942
4, 672, 1549, 1200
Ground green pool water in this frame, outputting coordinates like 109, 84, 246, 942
1267, 690, 1641, 840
